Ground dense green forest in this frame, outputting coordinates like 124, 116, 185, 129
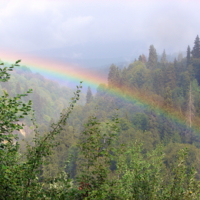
2, 36, 200, 199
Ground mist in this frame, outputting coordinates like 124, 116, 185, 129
0, 0, 199, 70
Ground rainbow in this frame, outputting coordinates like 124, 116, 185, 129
0, 50, 107, 89
0, 50, 199, 132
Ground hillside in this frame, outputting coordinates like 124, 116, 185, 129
0, 65, 85, 136
2, 36, 200, 199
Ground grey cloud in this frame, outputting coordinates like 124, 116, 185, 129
0, 0, 199, 64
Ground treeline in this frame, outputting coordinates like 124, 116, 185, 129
107, 36, 200, 115
99, 36, 200, 143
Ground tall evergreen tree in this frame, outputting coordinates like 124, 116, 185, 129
161, 50, 167, 65
86, 86, 93, 104
148, 45, 157, 69
187, 45, 191, 67
192, 35, 200, 58
191, 36, 200, 84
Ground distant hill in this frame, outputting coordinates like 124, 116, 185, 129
0, 66, 85, 129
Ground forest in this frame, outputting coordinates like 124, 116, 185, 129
1, 35, 200, 199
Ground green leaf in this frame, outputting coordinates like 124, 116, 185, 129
16, 60, 21, 64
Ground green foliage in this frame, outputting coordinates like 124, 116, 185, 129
75, 128, 200, 199
76, 115, 119, 199
128, 61, 149, 88
163, 86, 173, 109
108, 143, 165, 199
132, 113, 149, 131
0, 60, 83, 199
192, 35, 200, 58
108, 64, 121, 88
0, 59, 20, 82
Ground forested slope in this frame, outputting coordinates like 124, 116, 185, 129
2, 36, 200, 199
0, 65, 85, 131
39, 35, 200, 198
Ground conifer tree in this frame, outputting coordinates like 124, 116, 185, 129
191, 36, 200, 84
86, 86, 93, 104
161, 49, 167, 65
187, 45, 191, 67
148, 45, 157, 69
192, 35, 200, 58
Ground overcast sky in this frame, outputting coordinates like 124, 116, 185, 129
0, 0, 199, 67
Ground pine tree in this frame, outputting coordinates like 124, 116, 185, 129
186, 45, 191, 67
161, 49, 167, 65
191, 36, 200, 84
148, 45, 157, 69
192, 35, 200, 58
86, 86, 93, 104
